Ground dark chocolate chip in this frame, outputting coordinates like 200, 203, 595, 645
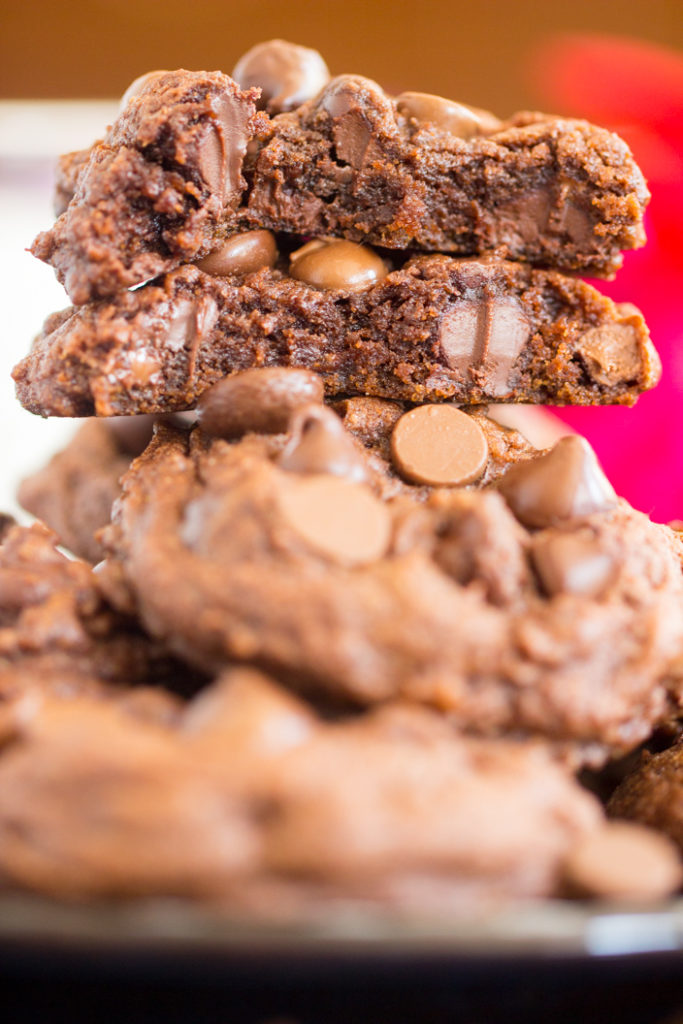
279, 405, 368, 482
497, 436, 618, 529
197, 368, 324, 439
162, 296, 217, 390
231, 39, 330, 114
0, 514, 16, 545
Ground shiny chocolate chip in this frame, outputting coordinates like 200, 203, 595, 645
396, 92, 501, 137
279, 405, 368, 482
317, 75, 394, 168
290, 238, 387, 292
197, 368, 324, 439
198, 91, 253, 202
232, 39, 330, 114
439, 292, 530, 397
531, 530, 616, 598
196, 231, 277, 277
391, 405, 489, 486
497, 436, 618, 529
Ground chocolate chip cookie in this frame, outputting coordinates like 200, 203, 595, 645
32, 70, 262, 305
33, 43, 648, 304
18, 383, 535, 559
14, 252, 659, 417
18, 419, 144, 562
0, 518, 194, 701
97, 375, 683, 759
0, 668, 604, 908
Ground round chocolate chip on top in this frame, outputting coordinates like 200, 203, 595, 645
563, 822, 683, 901
278, 477, 391, 566
396, 92, 501, 137
197, 368, 324, 439
231, 39, 330, 114
279, 405, 368, 483
390, 405, 489, 486
319, 74, 394, 120
497, 436, 618, 529
195, 231, 277, 278
290, 238, 388, 292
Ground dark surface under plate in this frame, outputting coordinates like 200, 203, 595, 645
1, 895, 683, 1023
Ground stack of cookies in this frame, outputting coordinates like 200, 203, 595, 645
3, 40, 683, 912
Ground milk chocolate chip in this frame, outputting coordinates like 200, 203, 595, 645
391, 405, 488, 486
290, 238, 388, 291
278, 477, 390, 566
232, 39, 330, 114
396, 92, 501, 137
439, 295, 530, 398
119, 70, 169, 110
318, 75, 394, 168
279, 405, 368, 483
197, 368, 324, 439
497, 436, 618, 529
563, 822, 683, 901
196, 231, 277, 277
198, 91, 252, 203
531, 530, 616, 598
578, 323, 643, 387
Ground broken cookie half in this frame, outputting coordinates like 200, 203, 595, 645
14, 248, 660, 418
34, 53, 648, 304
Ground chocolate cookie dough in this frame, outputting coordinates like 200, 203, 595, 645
32, 70, 262, 305
35, 43, 648, 303
608, 742, 683, 851
0, 668, 602, 908
98, 398, 683, 759
18, 382, 537, 560
18, 419, 141, 562
13, 253, 659, 418
0, 519, 191, 701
